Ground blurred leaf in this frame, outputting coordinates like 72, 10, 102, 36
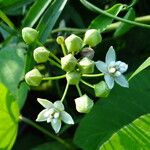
89, 4, 123, 32
0, 44, 28, 109
114, 8, 136, 37
100, 113, 150, 150
32, 142, 67, 150
74, 70, 150, 150
23, 0, 52, 27
129, 57, 150, 80
37, 0, 68, 42
0, 83, 19, 150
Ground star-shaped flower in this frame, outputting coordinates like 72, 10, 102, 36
36, 98, 74, 133
95, 46, 129, 89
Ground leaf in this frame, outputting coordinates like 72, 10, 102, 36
32, 142, 67, 150
74, 70, 150, 150
22, 0, 52, 27
0, 44, 28, 109
0, 83, 19, 150
89, 4, 123, 32
129, 57, 150, 80
37, 0, 68, 42
114, 8, 136, 37
99, 114, 150, 150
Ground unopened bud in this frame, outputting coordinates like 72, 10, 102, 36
80, 47, 95, 59
22, 27, 38, 44
61, 54, 77, 72
74, 94, 94, 113
25, 68, 42, 86
33, 47, 50, 63
84, 29, 102, 47
56, 36, 64, 45
65, 34, 83, 53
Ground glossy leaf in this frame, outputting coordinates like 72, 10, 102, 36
74, 70, 150, 150
23, 0, 52, 27
129, 57, 150, 80
89, 4, 123, 32
99, 113, 150, 149
114, 8, 136, 37
0, 44, 28, 109
37, 0, 68, 42
0, 83, 19, 150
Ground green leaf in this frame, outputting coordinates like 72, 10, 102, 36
89, 4, 123, 32
129, 57, 150, 80
0, 83, 19, 150
37, 0, 68, 42
0, 44, 28, 109
99, 114, 150, 150
114, 8, 136, 37
22, 0, 52, 27
74, 70, 150, 150
32, 142, 67, 150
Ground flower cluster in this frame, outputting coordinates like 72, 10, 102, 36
22, 27, 129, 133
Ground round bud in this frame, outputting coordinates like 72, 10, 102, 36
56, 36, 64, 45
74, 94, 94, 113
84, 29, 102, 47
33, 47, 50, 63
80, 47, 95, 59
78, 57, 94, 74
94, 81, 110, 98
25, 68, 42, 86
66, 71, 81, 85
61, 54, 77, 72
22, 27, 38, 44
65, 34, 83, 53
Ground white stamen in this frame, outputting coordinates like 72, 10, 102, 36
109, 67, 116, 73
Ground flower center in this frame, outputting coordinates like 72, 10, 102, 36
108, 67, 116, 74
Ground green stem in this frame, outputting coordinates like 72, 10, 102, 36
61, 82, 69, 102
42, 74, 66, 80
76, 84, 82, 96
80, 0, 150, 29
49, 52, 61, 63
20, 116, 73, 150
48, 58, 61, 69
61, 43, 67, 56
36, 40, 43, 46
82, 73, 104, 77
80, 79, 94, 89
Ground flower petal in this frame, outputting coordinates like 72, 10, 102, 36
104, 74, 114, 89
115, 75, 129, 88
105, 46, 116, 64
37, 98, 54, 109
61, 111, 74, 124
51, 119, 61, 133
54, 101, 64, 111
36, 109, 48, 122
95, 61, 108, 73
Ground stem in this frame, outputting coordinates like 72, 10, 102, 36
49, 52, 61, 63
80, 79, 94, 89
36, 40, 43, 46
76, 84, 82, 97
61, 82, 69, 102
48, 58, 61, 69
20, 116, 73, 150
42, 74, 66, 81
61, 43, 67, 56
82, 73, 104, 77
80, 0, 150, 29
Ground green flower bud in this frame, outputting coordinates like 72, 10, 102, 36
94, 81, 110, 98
25, 68, 42, 86
66, 71, 81, 85
56, 36, 64, 45
80, 47, 95, 59
22, 27, 38, 44
74, 94, 94, 113
84, 29, 102, 47
33, 47, 50, 63
61, 54, 77, 72
65, 34, 83, 53
78, 57, 94, 74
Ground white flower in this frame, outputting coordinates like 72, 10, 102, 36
36, 98, 74, 133
95, 46, 129, 89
